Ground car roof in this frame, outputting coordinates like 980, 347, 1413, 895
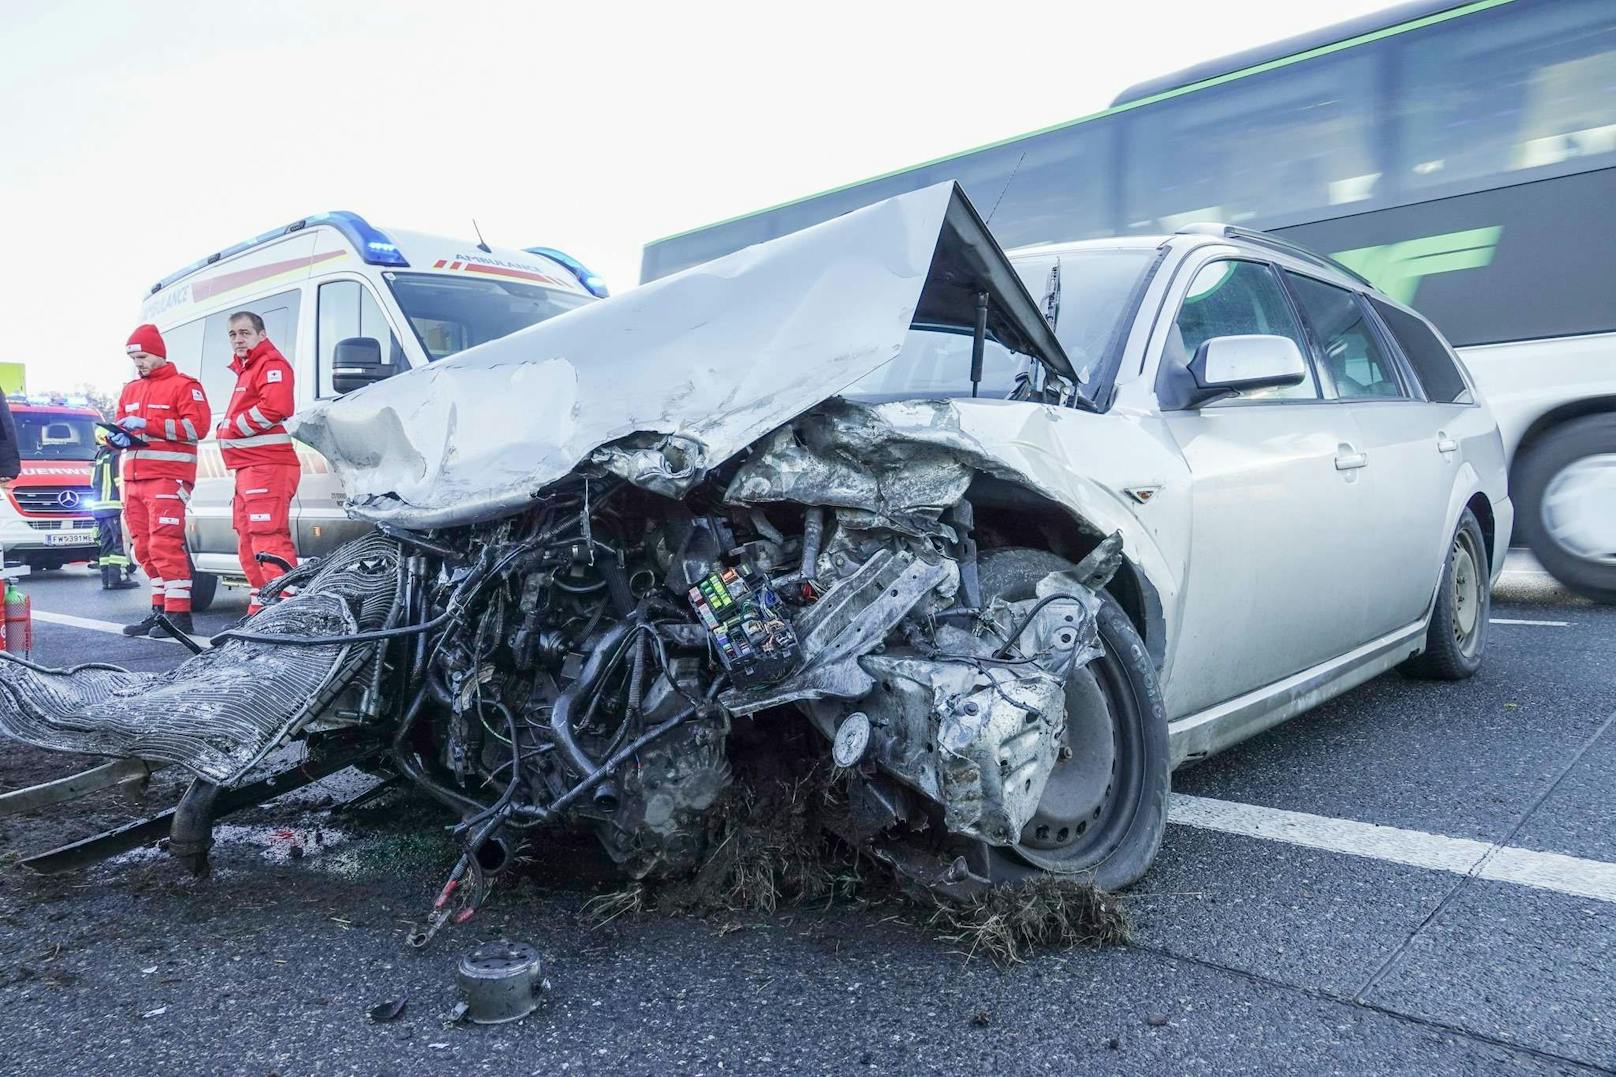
1009, 229, 1373, 295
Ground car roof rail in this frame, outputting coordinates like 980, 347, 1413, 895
1175, 222, 1373, 289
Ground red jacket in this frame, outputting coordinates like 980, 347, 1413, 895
217, 339, 298, 469
116, 362, 210, 483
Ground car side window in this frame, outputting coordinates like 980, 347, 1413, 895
1369, 298, 1470, 404
1283, 272, 1408, 400
1171, 260, 1318, 401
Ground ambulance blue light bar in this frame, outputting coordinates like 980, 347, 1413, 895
524, 246, 609, 298
150, 211, 409, 295
304, 211, 410, 268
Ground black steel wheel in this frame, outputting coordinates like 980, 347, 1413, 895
1399, 508, 1490, 680
973, 548, 1170, 890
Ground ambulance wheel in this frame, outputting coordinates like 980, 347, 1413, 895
190, 573, 219, 613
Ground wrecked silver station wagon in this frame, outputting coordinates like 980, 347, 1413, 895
0, 181, 1509, 916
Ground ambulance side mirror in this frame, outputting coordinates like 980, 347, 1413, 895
331, 337, 393, 394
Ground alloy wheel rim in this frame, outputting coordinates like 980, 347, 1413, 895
1541, 453, 1616, 564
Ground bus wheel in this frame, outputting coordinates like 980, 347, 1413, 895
1516, 414, 1616, 604
189, 572, 220, 613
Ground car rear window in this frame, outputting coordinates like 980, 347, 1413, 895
1370, 299, 1470, 404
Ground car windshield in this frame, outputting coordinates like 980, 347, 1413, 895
384, 272, 594, 361
842, 247, 1158, 403
14, 413, 97, 461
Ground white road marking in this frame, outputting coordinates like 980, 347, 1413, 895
31, 609, 209, 648
1169, 794, 1616, 905
1490, 617, 1570, 626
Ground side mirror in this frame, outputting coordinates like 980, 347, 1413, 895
331, 337, 393, 394
1187, 334, 1306, 406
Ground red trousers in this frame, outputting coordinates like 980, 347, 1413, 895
124, 477, 194, 613
232, 463, 300, 610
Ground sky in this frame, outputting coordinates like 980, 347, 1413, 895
0, 0, 1394, 395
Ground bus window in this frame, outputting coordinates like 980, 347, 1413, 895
1398, 0, 1616, 194
1123, 53, 1380, 233
198, 289, 301, 412
317, 280, 405, 397
641, 123, 1115, 282
939, 124, 1115, 248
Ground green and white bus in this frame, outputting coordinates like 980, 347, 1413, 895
640, 0, 1616, 601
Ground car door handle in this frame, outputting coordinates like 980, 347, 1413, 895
1436, 434, 1458, 454
1334, 450, 1368, 471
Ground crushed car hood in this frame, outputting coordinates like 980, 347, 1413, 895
290, 181, 1071, 529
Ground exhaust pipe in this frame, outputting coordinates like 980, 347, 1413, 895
169, 778, 220, 877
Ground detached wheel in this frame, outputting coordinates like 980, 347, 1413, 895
1400, 508, 1490, 680
1515, 415, 1616, 603
972, 548, 1169, 891
189, 572, 219, 613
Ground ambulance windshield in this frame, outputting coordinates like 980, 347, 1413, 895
384, 273, 594, 361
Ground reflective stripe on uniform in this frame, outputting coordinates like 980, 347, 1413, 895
235, 413, 254, 437
130, 448, 198, 463
180, 419, 199, 442
223, 432, 292, 448
247, 406, 274, 430
244, 488, 269, 495
165, 580, 191, 595
164, 419, 177, 441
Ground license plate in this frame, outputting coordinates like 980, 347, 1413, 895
44, 532, 87, 547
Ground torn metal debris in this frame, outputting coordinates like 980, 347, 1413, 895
453, 941, 548, 1025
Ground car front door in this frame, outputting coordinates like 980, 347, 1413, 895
1281, 270, 1455, 638
1158, 257, 1371, 720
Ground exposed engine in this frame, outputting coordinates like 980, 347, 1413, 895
0, 182, 1140, 928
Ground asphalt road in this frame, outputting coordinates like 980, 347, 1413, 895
0, 557, 1612, 1075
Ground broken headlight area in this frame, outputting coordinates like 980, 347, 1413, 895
0, 401, 1114, 921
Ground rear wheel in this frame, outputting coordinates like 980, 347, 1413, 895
1400, 508, 1490, 680
972, 548, 1170, 890
1514, 415, 1616, 604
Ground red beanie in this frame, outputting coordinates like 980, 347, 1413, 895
126, 323, 166, 359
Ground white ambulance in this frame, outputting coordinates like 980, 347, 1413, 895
140, 212, 605, 610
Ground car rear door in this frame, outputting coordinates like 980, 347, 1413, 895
1280, 271, 1455, 638
1157, 257, 1371, 720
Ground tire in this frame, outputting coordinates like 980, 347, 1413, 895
1514, 415, 1616, 604
1399, 508, 1490, 680
970, 547, 1170, 891
189, 572, 219, 614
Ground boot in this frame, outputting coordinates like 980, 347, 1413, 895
150, 611, 195, 638
123, 608, 163, 636
102, 565, 137, 591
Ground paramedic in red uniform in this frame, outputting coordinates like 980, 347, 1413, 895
117, 324, 211, 637
216, 311, 299, 616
